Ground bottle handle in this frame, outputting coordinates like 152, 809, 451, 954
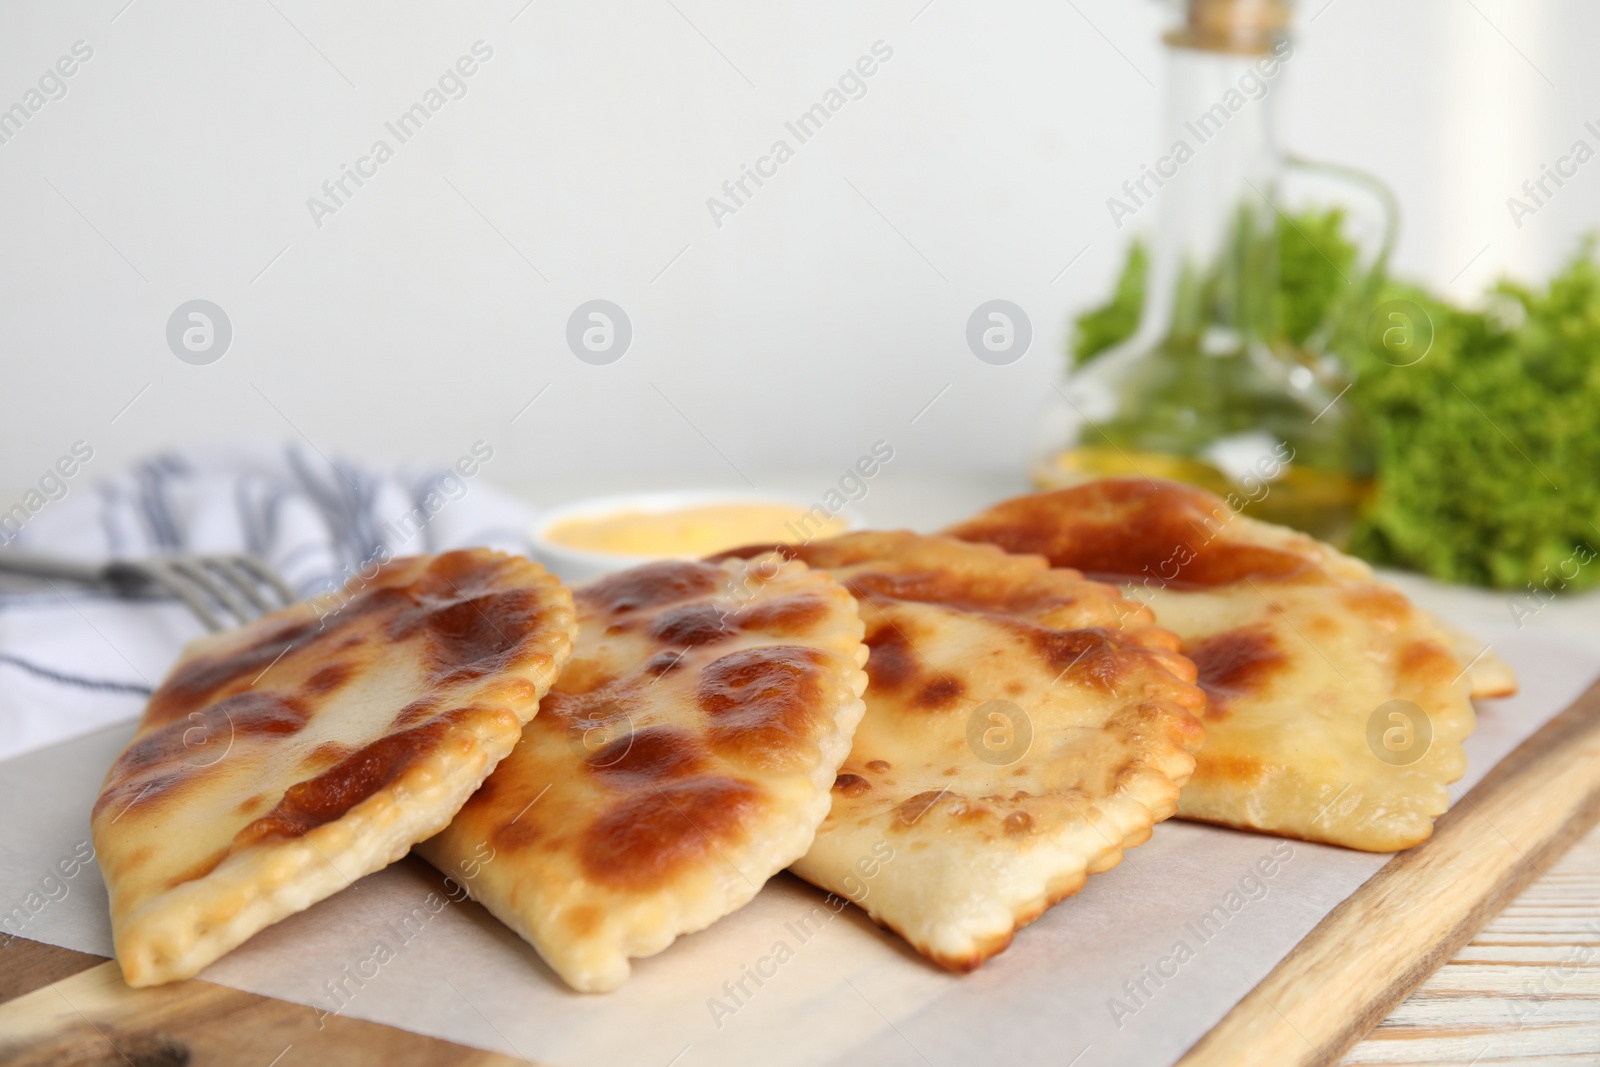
1279, 155, 1399, 357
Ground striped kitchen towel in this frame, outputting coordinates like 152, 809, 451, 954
0, 441, 534, 762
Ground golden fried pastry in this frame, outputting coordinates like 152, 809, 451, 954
92, 550, 576, 986
714, 532, 1205, 971
1432, 617, 1518, 699
419, 555, 868, 992
947, 478, 1482, 852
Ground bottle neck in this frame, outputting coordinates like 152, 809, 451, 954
1138, 41, 1292, 351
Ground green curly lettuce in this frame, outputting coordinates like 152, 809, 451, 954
1069, 221, 1600, 592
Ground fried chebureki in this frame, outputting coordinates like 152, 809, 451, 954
713, 532, 1205, 972
419, 555, 868, 992
1432, 617, 1519, 700
947, 478, 1490, 852
92, 550, 577, 987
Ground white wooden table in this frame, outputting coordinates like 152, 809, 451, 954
1343, 818, 1600, 1065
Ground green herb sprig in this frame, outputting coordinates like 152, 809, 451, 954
1071, 221, 1600, 592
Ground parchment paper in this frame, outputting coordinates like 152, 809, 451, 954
3, 623, 1596, 1067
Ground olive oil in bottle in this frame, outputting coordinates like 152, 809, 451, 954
1031, 0, 1384, 546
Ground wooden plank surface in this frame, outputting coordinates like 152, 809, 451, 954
0, 936, 104, 1002
1179, 677, 1600, 1067
0, 939, 537, 1067
1341, 817, 1600, 1065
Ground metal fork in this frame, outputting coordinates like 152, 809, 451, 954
0, 552, 298, 632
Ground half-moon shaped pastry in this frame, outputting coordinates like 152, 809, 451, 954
948, 479, 1481, 852
93, 550, 576, 986
714, 531, 1205, 971
420, 555, 868, 992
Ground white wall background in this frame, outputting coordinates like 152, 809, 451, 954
0, 0, 1591, 506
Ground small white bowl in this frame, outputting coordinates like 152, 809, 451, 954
528, 489, 865, 585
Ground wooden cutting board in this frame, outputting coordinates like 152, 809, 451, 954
1181, 675, 1600, 1066
0, 937, 536, 1066
5, 677, 1598, 1067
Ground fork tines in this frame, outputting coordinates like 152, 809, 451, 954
108, 555, 298, 633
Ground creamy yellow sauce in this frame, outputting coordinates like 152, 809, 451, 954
545, 502, 848, 559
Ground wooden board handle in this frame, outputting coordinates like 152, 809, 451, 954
1177, 675, 1600, 1067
